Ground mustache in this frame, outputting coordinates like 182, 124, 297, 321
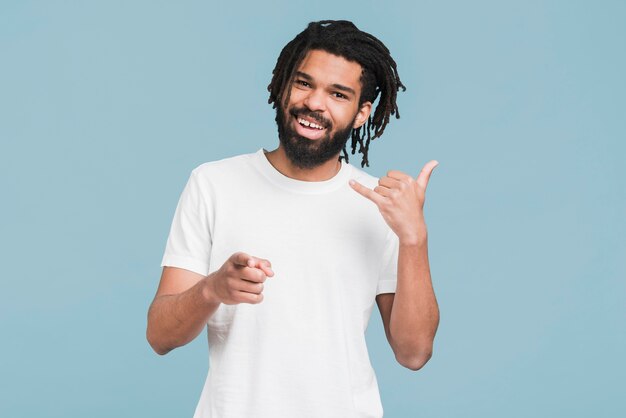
289, 107, 332, 129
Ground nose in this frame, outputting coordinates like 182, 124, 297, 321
303, 88, 326, 112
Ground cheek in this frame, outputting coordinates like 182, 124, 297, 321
288, 88, 308, 104
333, 106, 359, 128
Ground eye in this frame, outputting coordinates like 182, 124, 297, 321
333, 92, 348, 100
295, 79, 311, 88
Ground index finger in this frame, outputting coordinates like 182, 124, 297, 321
257, 259, 275, 277
232, 253, 274, 276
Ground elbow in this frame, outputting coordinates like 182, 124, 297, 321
390, 329, 437, 371
395, 348, 433, 371
151, 343, 171, 356
396, 351, 432, 372
146, 327, 172, 356
146, 305, 176, 356
148, 338, 171, 356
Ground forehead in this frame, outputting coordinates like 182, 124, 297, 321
296, 49, 363, 93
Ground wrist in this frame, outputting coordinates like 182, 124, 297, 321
399, 236, 428, 247
201, 273, 221, 306
399, 225, 428, 246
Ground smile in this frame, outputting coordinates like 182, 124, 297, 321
298, 118, 326, 130
291, 114, 328, 141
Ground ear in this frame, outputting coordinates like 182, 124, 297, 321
352, 101, 372, 129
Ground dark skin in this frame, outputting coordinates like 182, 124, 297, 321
264, 49, 372, 181
266, 49, 440, 369
147, 49, 439, 371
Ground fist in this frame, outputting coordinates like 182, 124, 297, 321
208, 252, 274, 305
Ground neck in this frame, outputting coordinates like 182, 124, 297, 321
263, 146, 342, 182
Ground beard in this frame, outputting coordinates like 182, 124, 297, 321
275, 104, 355, 170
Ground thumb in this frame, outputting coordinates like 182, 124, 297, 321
231, 252, 255, 268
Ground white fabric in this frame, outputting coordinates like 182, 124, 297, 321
161, 148, 399, 418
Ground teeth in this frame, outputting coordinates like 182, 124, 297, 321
298, 117, 324, 130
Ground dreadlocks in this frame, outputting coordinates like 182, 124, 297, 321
267, 20, 406, 168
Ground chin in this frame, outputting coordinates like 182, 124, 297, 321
276, 107, 352, 169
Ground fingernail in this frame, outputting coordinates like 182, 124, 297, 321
349, 179, 356, 186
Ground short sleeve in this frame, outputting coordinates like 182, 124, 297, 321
160, 169, 213, 276
376, 228, 399, 295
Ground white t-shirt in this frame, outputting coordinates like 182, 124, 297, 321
161, 148, 399, 418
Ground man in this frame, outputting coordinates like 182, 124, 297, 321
147, 20, 439, 418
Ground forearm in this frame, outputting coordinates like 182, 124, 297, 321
147, 275, 221, 355
390, 234, 440, 366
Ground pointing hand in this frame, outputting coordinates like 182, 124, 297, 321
209, 252, 274, 305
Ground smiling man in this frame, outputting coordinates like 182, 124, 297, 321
272, 49, 370, 171
147, 20, 440, 418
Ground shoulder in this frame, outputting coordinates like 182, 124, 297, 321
176, 151, 258, 199
186, 151, 261, 191
191, 151, 256, 178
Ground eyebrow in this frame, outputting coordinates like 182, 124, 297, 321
294, 71, 356, 97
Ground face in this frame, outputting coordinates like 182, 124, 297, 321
276, 49, 372, 169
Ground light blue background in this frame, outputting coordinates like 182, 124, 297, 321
1, 1, 624, 417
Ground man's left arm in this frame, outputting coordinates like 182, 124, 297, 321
349, 160, 440, 371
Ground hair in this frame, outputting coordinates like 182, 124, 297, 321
267, 20, 406, 167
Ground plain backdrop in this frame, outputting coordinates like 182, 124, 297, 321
1, 1, 624, 417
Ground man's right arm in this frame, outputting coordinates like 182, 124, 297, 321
146, 253, 273, 355
146, 266, 220, 355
